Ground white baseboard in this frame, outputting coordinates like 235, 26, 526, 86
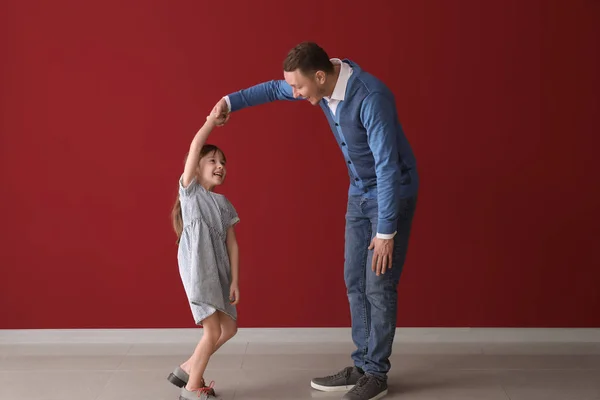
1, 328, 599, 344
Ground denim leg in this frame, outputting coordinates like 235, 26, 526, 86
344, 195, 372, 370
363, 195, 417, 379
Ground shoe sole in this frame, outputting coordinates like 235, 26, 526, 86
178, 390, 215, 399
168, 373, 187, 388
369, 388, 389, 400
310, 381, 355, 392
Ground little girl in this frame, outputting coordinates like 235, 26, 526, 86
169, 113, 240, 400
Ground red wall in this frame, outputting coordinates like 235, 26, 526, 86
1, 0, 598, 329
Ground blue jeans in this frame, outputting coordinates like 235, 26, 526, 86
344, 194, 417, 380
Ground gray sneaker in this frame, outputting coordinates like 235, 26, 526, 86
342, 374, 388, 400
179, 385, 216, 400
311, 366, 364, 392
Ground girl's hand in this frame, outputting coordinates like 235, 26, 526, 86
229, 283, 240, 306
211, 98, 231, 126
206, 111, 228, 127
205, 112, 218, 125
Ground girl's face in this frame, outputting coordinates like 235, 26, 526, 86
197, 150, 227, 190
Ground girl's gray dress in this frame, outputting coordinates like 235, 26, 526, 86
177, 177, 239, 324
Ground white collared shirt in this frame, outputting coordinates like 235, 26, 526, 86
323, 58, 353, 116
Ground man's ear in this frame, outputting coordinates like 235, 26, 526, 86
315, 70, 326, 85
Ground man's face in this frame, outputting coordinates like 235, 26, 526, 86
284, 69, 325, 106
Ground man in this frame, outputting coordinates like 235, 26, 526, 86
212, 42, 418, 400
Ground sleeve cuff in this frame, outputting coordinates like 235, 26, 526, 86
377, 219, 397, 237
223, 96, 231, 112
178, 175, 197, 196
376, 231, 397, 240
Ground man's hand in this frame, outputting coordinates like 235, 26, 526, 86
211, 98, 230, 126
229, 283, 240, 306
368, 237, 394, 276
